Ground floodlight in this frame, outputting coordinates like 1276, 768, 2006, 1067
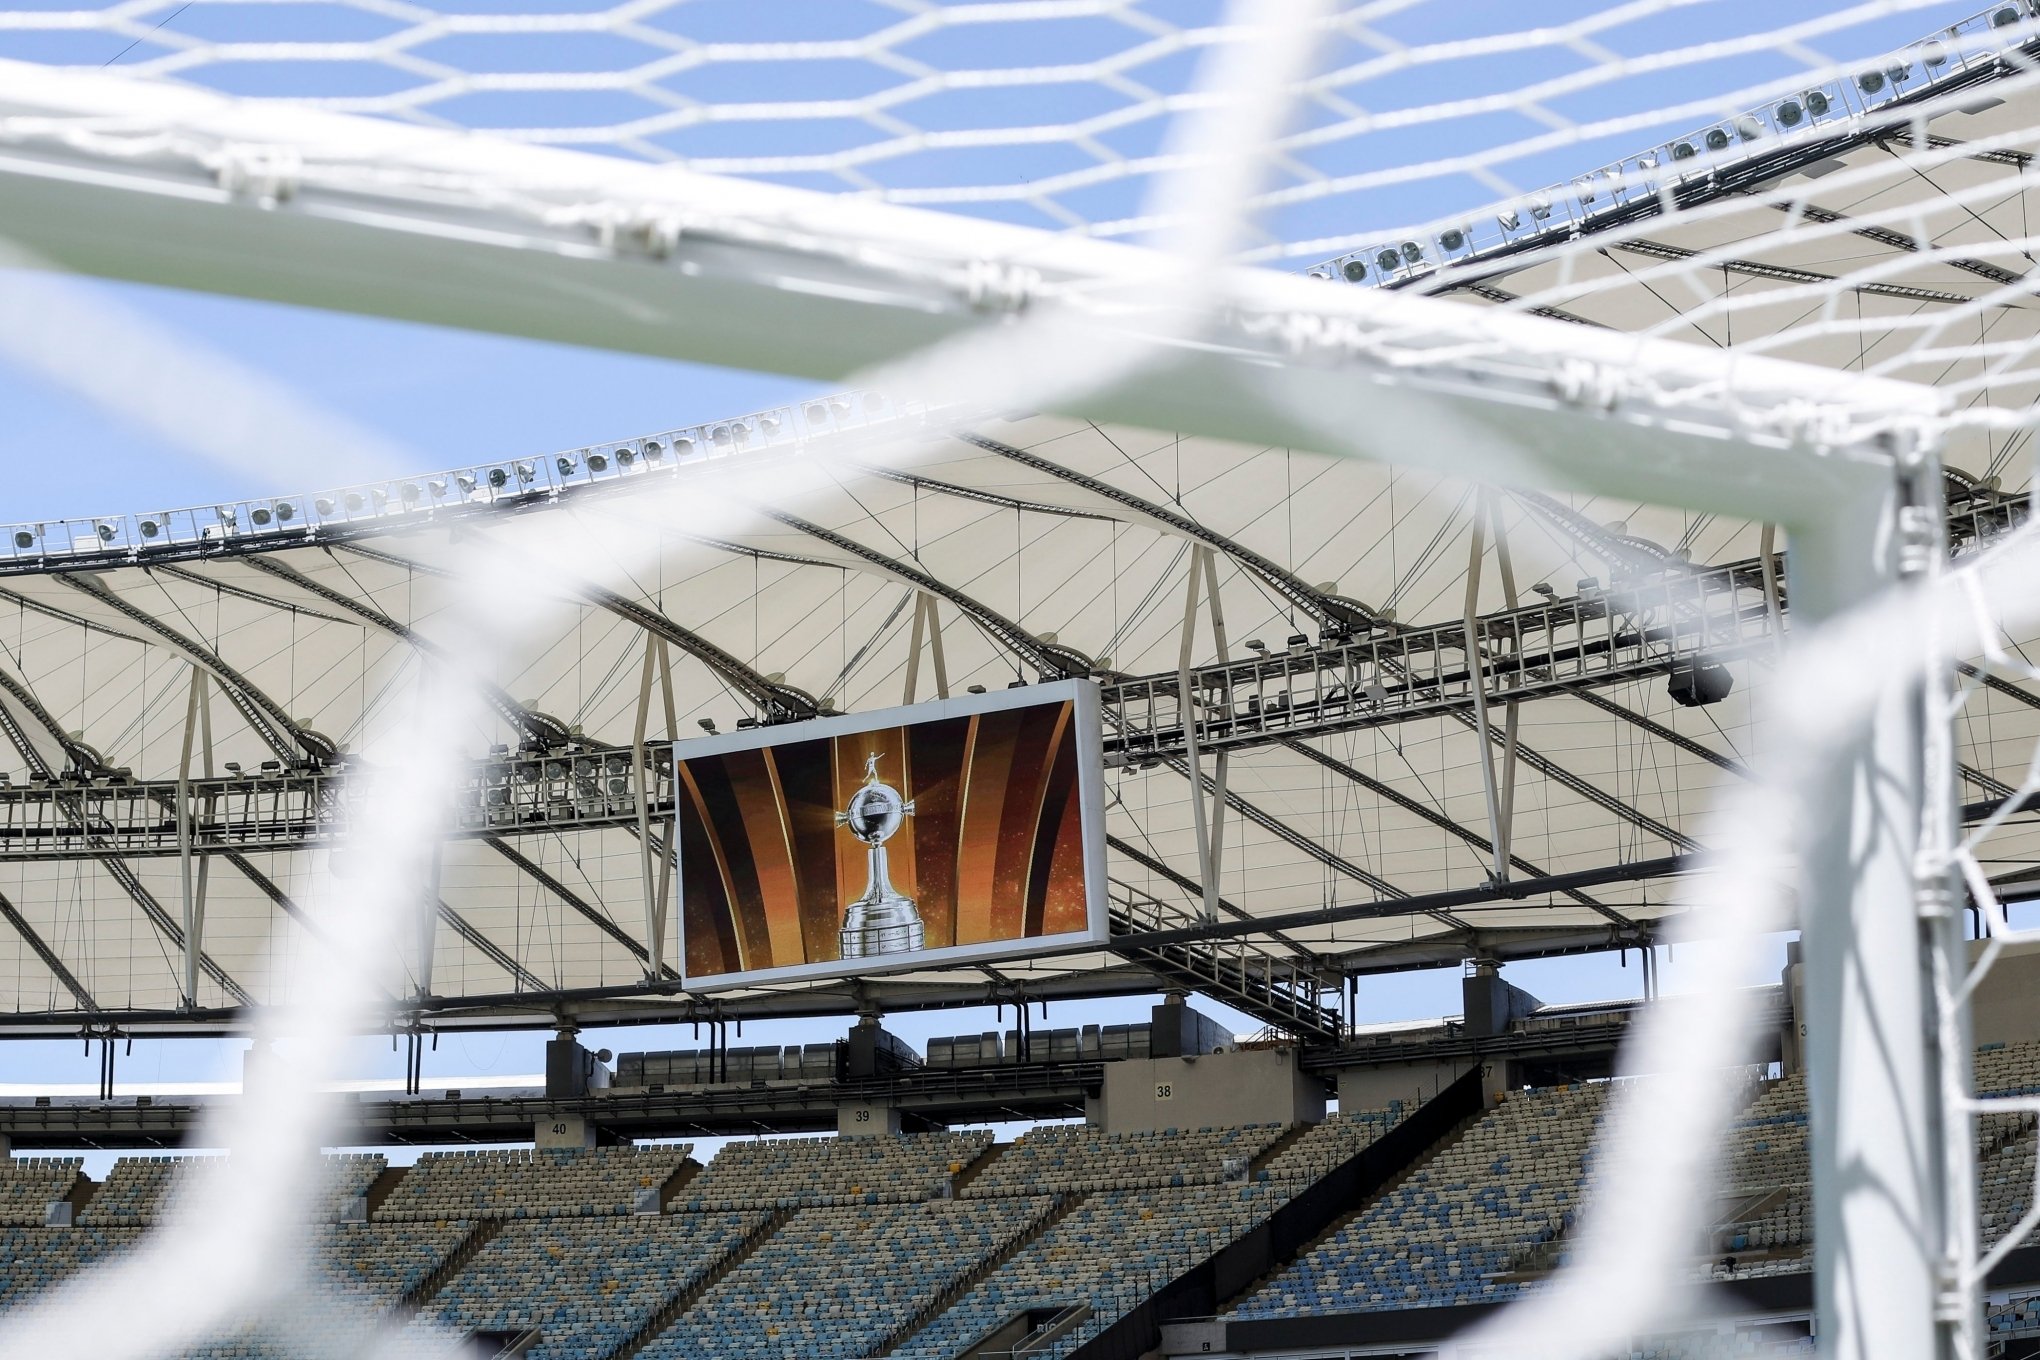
514, 462, 535, 484
1376, 248, 1400, 272
1286, 634, 1309, 654
1439, 228, 1466, 252
616, 448, 636, 466
1997, 5, 2022, 25
1671, 140, 1696, 160
1806, 90, 1832, 116
456, 474, 477, 494
1245, 639, 1267, 654
674, 438, 694, 458
1528, 196, 1552, 220
11, 531, 33, 550
1636, 153, 1658, 172
586, 453, 608, 472
1400, 241, 1423, 264
398, 484, 419, 504
606, 776, 628, 795
1364, 682, 1389, 706
758, 417, 779, 438
138, 520, 160, 539
487, 468, 508, 489
698, 718, 717, 734
224, 762, 242, 776
276, 502, 295, 521
1341, 259, 1367, 281
1531, 582, 1556, 600
643, 441, 664, 462
966, 684, 987, 694
806, 403, 828, 424
1497, 208, 1521, 231
1923, 39, 1948, 66
218, 508, 237, 527
1776, 100, 1803, 127
344, 492, 364, 512
556, 456, 577, 477
314, 498, 335, 515
712, 425, 732, 447
250, 507, 272, 526
1704, 127, 1730, 151
1734, 116, 1762, 141
1860, 70, 1887, 94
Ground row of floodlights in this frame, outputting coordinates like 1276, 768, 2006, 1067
5, 396, 883, 556
1312, 4, 2029, 286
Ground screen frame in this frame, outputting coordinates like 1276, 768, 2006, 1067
674, 677, 1110, 991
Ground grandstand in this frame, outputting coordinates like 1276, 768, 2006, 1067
2, 1, 2040, 1359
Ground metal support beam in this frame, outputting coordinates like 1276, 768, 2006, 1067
902, 591, 950, 705
1178, 547, 1220, 923
1462, 497, 1509, 884
633, 634, 678, 983
175, 666, 213, 1010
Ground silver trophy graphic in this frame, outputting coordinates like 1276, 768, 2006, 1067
836, 752, 925, 958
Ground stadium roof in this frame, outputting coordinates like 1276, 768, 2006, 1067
0, 6, 2038, 1038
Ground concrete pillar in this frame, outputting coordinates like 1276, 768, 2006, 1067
839, 1100, 902, 1136
535, 1114, 597, 1149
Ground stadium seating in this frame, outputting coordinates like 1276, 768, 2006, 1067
1231, 1083, 1609, 1317
892, 1183, 1290, 1359
0, 1225, 140, 1306
958, 1121, 1285, 1198
373, 1146, 690, 1222
411, 1212, 765, 1360
678, 1130, 990, 1210
1259, 1104, 1408, 1182
184, 1221, 475, 1360
74, 1154, 386, 1227
0, 1157, 82, 1226
642, 1198, 1049, 1360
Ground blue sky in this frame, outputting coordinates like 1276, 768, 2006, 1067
0, 0, 1973, 1133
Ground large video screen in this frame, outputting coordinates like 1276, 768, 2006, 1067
674, 679, 1108, 988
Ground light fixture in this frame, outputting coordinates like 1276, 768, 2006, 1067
1286, 634, 1309, 654
806, 403, 829, 424
138, 520, 161, 539
1734, 116, 1762, 141
344, 492, 365, 512
966, 684, 987, 695
1859, 69, 1887, 94
1922, 39, 1948, 67
224, 761, 243, 776
698, 718, 718, 734
673, 437, 695, 458
1528, 196, 1553, 220
94, 523, 116, 542
456, 474, 477, 494
1671, 140, 1697, 160
250, 507, 273, 526
1806, 89, 1832, 117
1996, 5, 2022, 26
1497, 207, 1522, 231
1342, 259, 1367, 281
429, 479, 449, 499
218, 508, 237, 527
1776, 99, 1803, 127
1365, 682, 1389, 706
1375, 248, 1400, 272
758, 417, 779, 438
616, 448, 636, 466
1439, 228, 1465, 252
587, 453, 609, 472
487, 468, 508, 489
1531, 581, 1556, 600
277, 502, 296, 521
1636, 153, 1658, 173
1245, 639, 1267, 654
314, 497, 336, 515
1704, 127, 1730, 151
712, 426, 732, 447
399, 484, 420, 504
514, 462, 535, 484
1400, 241, 1423, 264
556, 456, 578, 477
644, 441, 666, 462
